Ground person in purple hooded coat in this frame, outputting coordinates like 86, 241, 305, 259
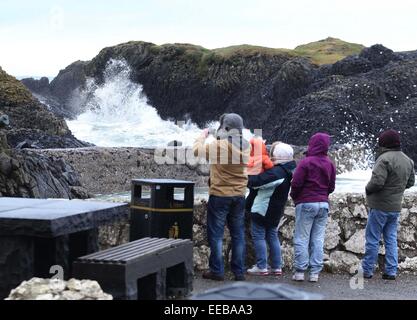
290, 133, 336, 282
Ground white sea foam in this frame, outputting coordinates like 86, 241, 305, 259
66, 59, 417, 195
67, 59, 254, 147
67, 59, 210, 148
335, 169, 417, 193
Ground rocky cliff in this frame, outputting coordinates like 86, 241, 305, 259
0, 130, 89, 199
0, 66, 90, 149
0, 66, 90, 198
21, 38, 417, 163
22, 37, 362, 127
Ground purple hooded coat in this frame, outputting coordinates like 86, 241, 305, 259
290, 133, 336, 205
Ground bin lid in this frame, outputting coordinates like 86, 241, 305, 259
132, 179, 195, 185
191, 282, 322, 300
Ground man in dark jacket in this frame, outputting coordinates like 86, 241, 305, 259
362, 129, 415, 280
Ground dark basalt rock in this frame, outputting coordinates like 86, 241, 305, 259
20, 42, 417, 164
272, 57, 317, 107
329, 55, 373, 76
1, 66, 88, 148
20, 77, 50, 95
21, 61, 88, 119
271, 58, 417, 163
7, 129, 93, 149
359, 44, 401, 68
0, 131, 91, 199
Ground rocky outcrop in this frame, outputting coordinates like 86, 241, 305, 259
274, 50, 417, 163
21, 39, 417, 163
28, 144, 366, 196
32, 147, 209, 195
0, 130, 89, 199
0, 66, 91, 199
21, 61, 89, 119
98, 192, 417, 274
6, 278, 112, 300
6, 128, 93, 149
1, 66, 90, 148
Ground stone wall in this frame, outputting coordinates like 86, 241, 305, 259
99, 192, 417, 274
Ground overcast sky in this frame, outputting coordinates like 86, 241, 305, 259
1, 0, 417, 77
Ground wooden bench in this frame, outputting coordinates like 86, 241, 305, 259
72, 237, 193, 300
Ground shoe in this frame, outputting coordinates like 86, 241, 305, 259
247, 265, 269, 276
202, 271, 224, 281
271, 268, 283, 276
382, 274, 396, 280
309, 274, 319, 282
363, 273, 373, 279
234, 274, 246, 281
292, 272, 305, 281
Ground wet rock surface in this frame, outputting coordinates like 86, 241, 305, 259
0, 66, 92, 199
0, 145, 90, 199
33, 147, 209, 194
21, 61, 88, 119
27, 143, 366, 197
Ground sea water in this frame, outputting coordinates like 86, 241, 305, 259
65, 59, 417, 200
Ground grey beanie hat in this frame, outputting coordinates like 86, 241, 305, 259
218, 113, 244, 131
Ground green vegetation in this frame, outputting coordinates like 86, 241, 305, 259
152, 37, 364, 67
294, 37, 365, 65
0, 66, 34, 107
213, 44, 294, 58
97, 37, 364, 78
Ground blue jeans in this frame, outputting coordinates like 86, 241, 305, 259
293, 202, 329, 274
362, 209, 400, 276
207, 195, 246, 276
251, 219, 282, 269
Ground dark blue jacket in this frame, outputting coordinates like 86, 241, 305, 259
247, 161, 296, 227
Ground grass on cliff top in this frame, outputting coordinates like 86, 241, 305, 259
162, 37, 364, 65
213, 44, 294, 58
0, 66, 35, 107
294, 37, 365, 65
106, 38, 365, 70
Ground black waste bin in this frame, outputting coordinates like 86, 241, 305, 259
130, 179, 195, 241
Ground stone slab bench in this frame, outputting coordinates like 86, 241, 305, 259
0, 197, 128, 299
72, 237, 193, 300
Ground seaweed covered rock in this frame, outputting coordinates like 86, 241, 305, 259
1, 66, 90, 148
273, 54, 417, 162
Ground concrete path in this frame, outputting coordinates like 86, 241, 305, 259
192, 272, 417, 300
